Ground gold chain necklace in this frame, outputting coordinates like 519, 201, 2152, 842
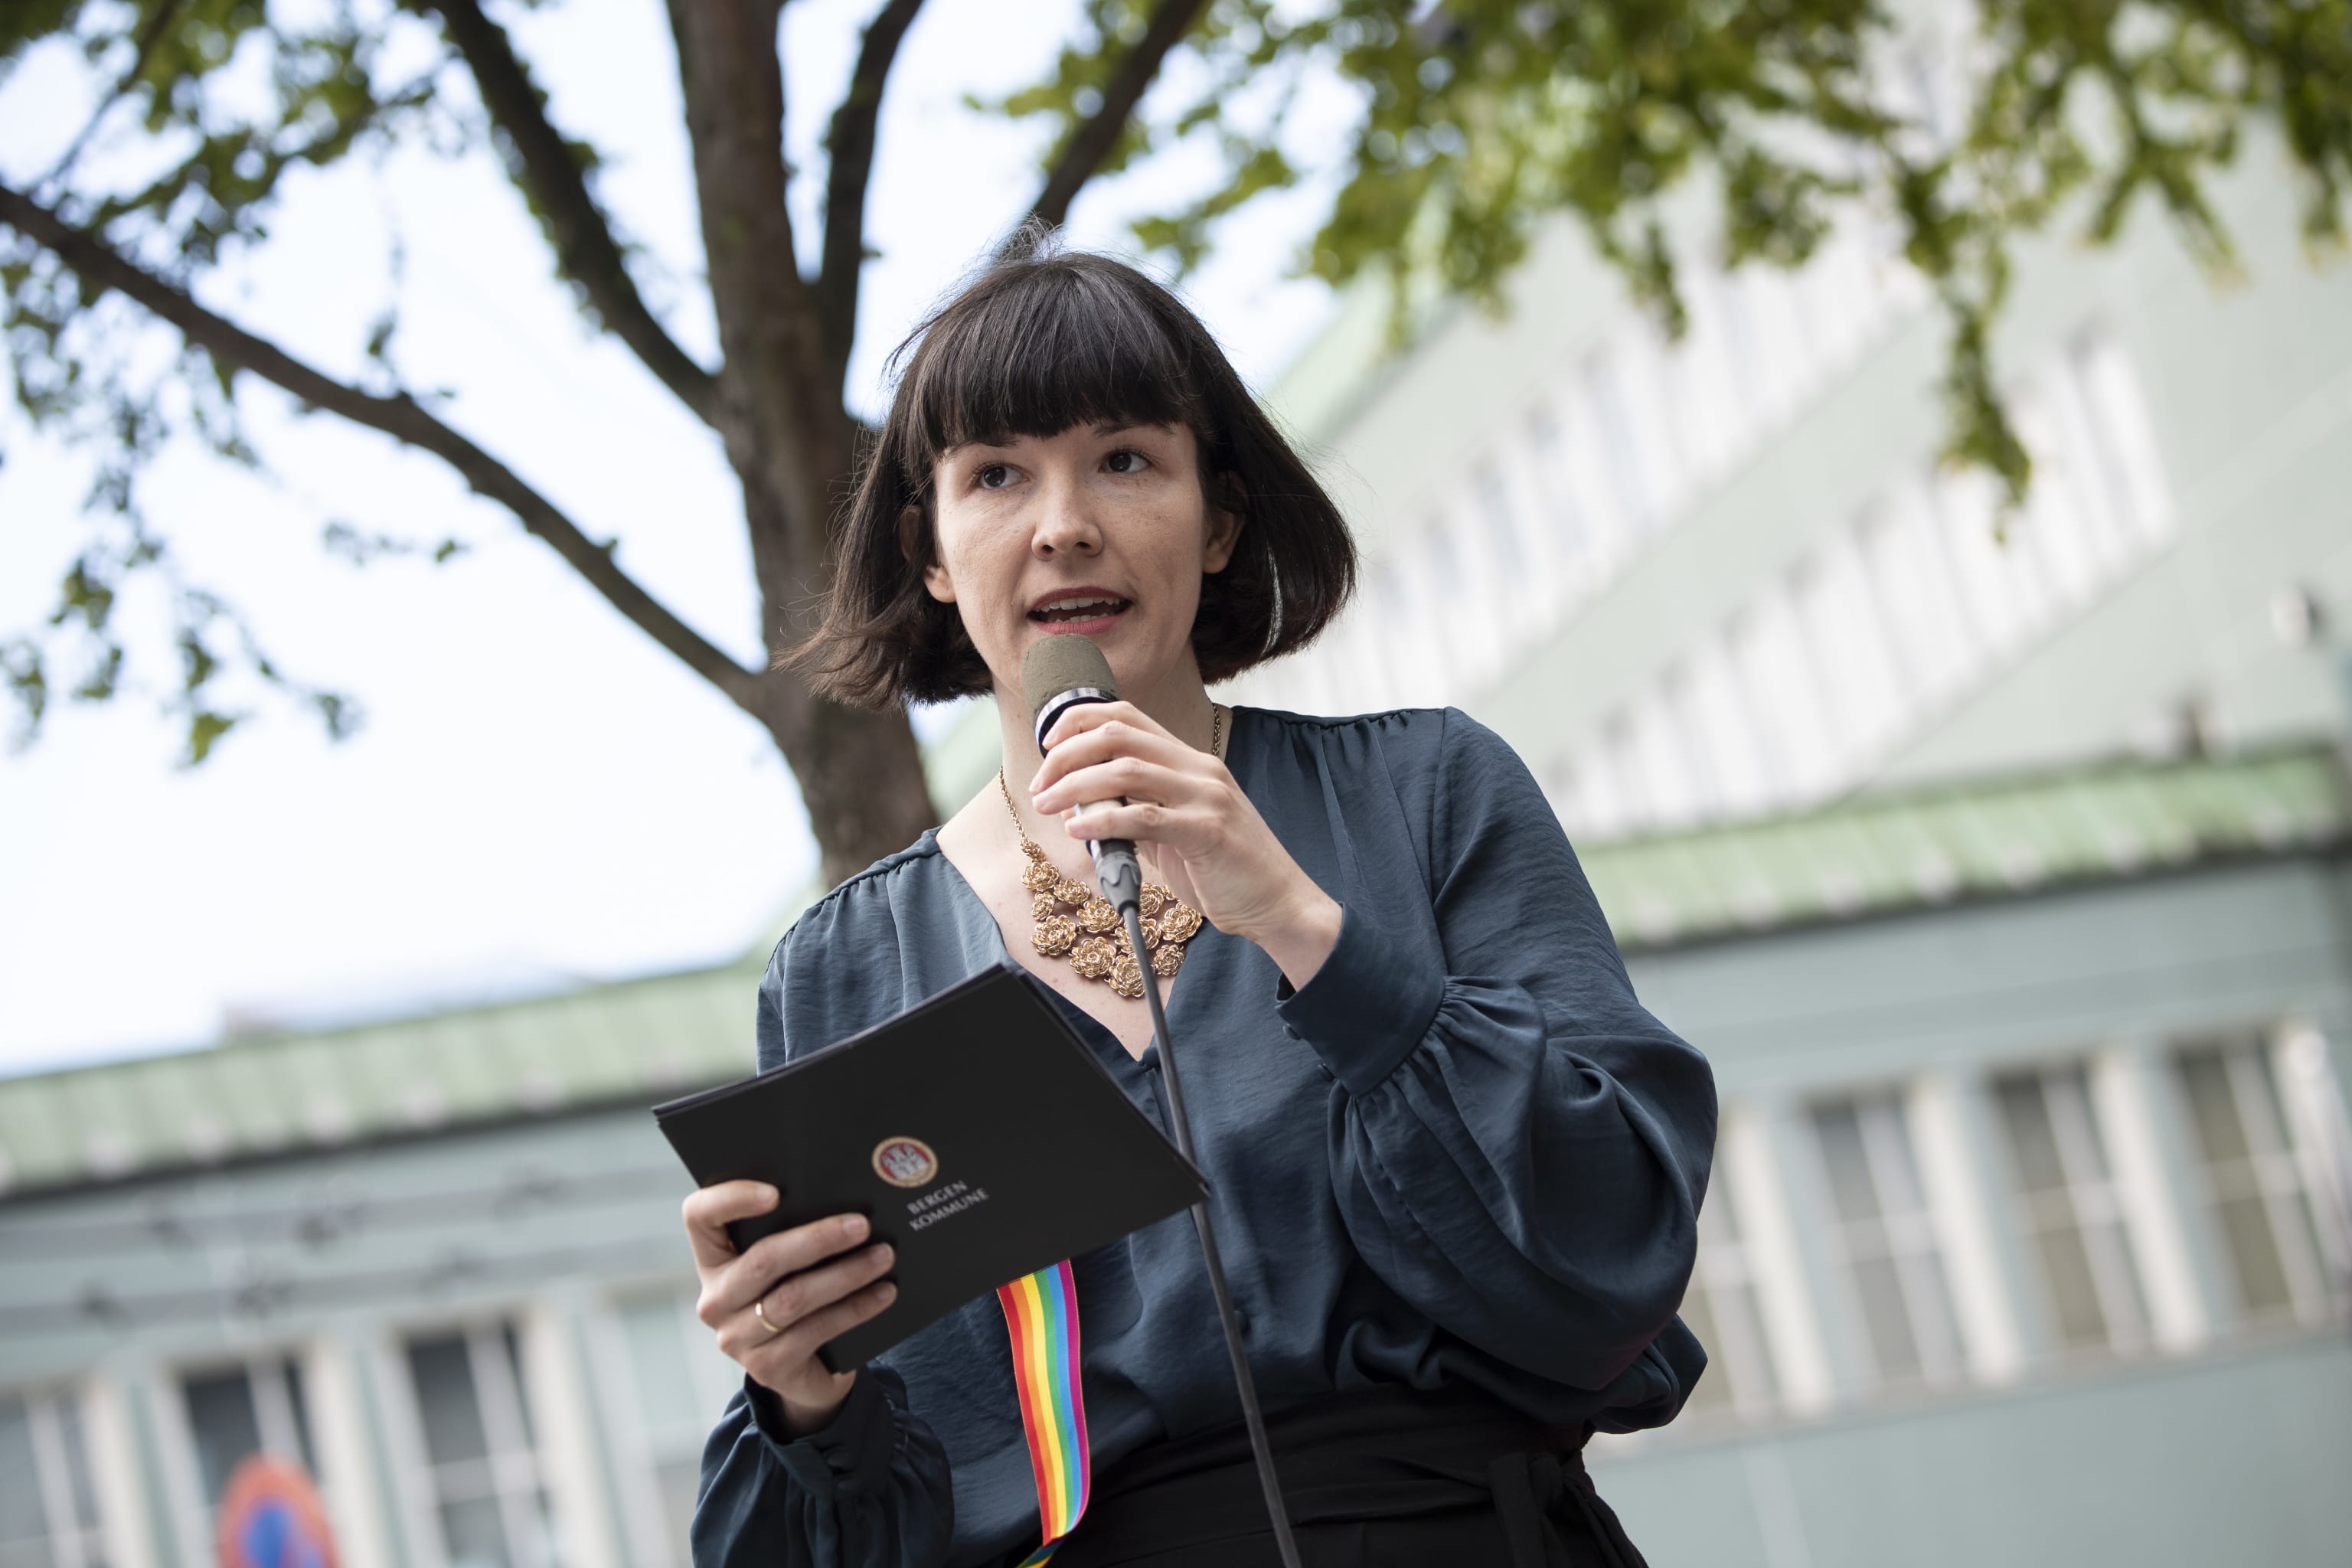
998, 704, 1223, 1001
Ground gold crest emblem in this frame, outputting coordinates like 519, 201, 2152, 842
871, 1136, 939, 1188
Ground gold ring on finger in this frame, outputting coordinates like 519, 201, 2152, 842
754, 1296, 783, 1337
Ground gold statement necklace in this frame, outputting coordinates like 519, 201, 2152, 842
998, 704, 1223, 1001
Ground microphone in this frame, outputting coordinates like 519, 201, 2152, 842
1021, 636, 1143, 913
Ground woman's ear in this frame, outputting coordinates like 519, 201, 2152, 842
1202, 475, 1245, 575
903, 505, 957, 603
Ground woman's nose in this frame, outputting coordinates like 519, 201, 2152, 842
1031, 473, 1102, 557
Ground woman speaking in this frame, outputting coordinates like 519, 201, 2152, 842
678, 235, 1717, 1567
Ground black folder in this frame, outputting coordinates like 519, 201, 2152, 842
652, 962, 1207, 1370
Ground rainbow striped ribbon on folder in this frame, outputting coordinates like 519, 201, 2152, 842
997, 1260, 1090, 1565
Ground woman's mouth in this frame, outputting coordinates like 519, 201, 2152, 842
1028, 593, 1132, 631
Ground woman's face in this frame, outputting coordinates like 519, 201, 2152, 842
923, 421, 1241, 710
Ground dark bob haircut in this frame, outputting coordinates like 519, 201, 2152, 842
793, 233, 1357, 707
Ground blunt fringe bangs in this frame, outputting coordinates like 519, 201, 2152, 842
795, 234, 1358, 708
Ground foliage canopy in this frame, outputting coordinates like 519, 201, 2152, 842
2, 0, 2345, 873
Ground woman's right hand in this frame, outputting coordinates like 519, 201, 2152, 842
684, 1181, 899, 1437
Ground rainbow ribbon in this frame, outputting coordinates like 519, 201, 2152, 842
997, 1260, 1090, 1566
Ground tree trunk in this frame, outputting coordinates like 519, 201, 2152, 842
750, 665, 940, 890
668, 0, 941, 890
740, 453, 944, 884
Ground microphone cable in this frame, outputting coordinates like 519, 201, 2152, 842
1116, 889, 1302, 1568
1022, 638, 1299, 1563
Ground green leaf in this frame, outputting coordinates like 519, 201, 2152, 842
70, 642, 122, 702
177, 629, 219, 694
312, 690, 362, 740
364, 308, 397, 364
49, 558, 115, 632
1, 638, 46, 742
183, 709, 237, 766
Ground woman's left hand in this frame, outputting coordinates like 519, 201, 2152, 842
1030, 701, 1341, 988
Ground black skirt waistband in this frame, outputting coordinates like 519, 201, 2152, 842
1042, 1382, 1645, 1568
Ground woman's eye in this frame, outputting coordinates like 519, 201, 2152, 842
975, 462, 1012, 489
1105, 449, 1151, 475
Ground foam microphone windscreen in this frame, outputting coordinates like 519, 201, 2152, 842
1021, 635, 1119, 733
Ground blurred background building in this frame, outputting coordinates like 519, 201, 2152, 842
6, 101, 2352, 1568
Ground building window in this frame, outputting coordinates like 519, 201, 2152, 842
1369, 562, 1416, 688
2176, 1037, 2340, 1325
1625, 688, 1697, 830
1992, 1065, 2152, 1354
0, 1391, 107, 1568
1677, 1174, 1781, 1419
1524, 403, 1587, 564
1583, 349, 1654, 537
1474, 464, 1523, 573
1543, 756, 1588, 838
405, 1326, 560, 1568
1733, 588, 1837, 803
1419, 516, 1461, 606
1788, 543, 1903, 762
1811, 1094, 1968, 1387
1684, 635, 1774, 818
2069, 330, 2175, 546
1415, 520, 1467, 694
1855, 479, 1981, 703
1653, 662, 1721, 825
1711, 264, 1768, 423
1664, 267, 1748, 482
2008, 386, 2107, 611
178, 1358, 318, 1547
1596, 710, 1646, 836
1730, 266, 1811, 421
604, 1295, 740, 1568
1927, 470, 2027, 658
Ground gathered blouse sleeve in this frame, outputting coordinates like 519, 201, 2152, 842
691, 895, 956, 1568
1276, 709, 1717, 1396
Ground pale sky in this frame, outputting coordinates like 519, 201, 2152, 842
0, 2, 1354, 1074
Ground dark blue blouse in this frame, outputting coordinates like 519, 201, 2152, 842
694, 706, 1716, 1568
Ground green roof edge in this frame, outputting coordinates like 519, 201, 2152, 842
3, 742, 2341, 1200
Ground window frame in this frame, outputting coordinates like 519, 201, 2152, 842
0, 1386, 107, 1568
586, 1287, 743, 1568
1809, 1091, 1970, 1391
164, 1351, 320, 1568
1678, 1172, 1783, 1421
2174, 1034, 2341, 1327
1991, 1063, 2155, 1357
390, 1318, 562, 1568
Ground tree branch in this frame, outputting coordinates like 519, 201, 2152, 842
413, 0, 720, 424
815, 0, 927, 383
0, 181, 763, 710
665, 0, 847, 598
1023, 0, 1210, 231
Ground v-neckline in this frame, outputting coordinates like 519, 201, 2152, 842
928, 707, 1250, 1064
